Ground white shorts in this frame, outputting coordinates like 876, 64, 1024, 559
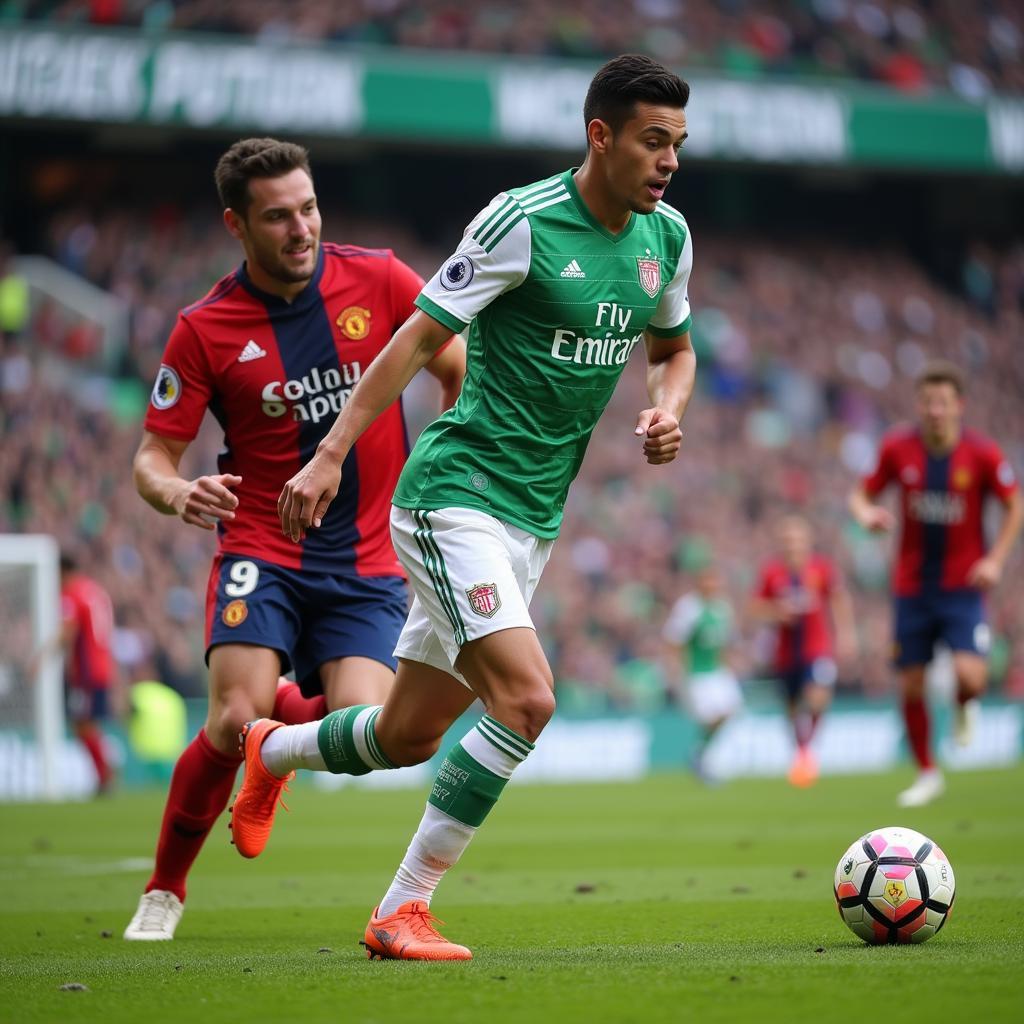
390, 505, 554, 689
686, 669, 743, 724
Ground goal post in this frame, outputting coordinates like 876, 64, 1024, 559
0, 534, 65, 800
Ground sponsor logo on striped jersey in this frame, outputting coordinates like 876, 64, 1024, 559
261, 363, 362, 424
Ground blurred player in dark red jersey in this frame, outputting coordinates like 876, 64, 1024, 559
849, 361, 1022, 807
751, 516, 856, 787
124, 138, 465, 940
59, 552, 117, 795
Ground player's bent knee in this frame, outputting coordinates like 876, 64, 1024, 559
206, 693, 268, 753
806, 685, 832, 713
955, 666, 987, 697
899, 668, 927, 699
491, 685, 556, 743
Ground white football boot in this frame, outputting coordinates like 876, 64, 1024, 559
123, 890, 184, 941
897, 769, 945, 808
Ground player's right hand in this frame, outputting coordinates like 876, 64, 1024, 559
172, 474, 241, 531
860, 506, 895, 533
278, 453, 341, 543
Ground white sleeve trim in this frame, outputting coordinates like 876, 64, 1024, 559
663, 594, 701, 644
419, 198, 532, 325
649, 226, 693, 331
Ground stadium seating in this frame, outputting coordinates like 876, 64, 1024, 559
19, 0, 1024, 97
3, 207, 1022, 703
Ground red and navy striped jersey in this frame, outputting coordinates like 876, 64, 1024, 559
61, 575, 114, 690
863, 426, 1018, 596
144, 244, 432, 576
755, 554, 837, 670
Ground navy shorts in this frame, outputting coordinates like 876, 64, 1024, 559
777, 658, 837, 702
206, 555, 408, 695
893, 588, 988, 668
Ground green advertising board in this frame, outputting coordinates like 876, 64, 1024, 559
1, 25, 1023, 173
0, 697, 1018, 798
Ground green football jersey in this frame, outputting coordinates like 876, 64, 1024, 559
394, 168, 693, 539
662, 593, 734, 675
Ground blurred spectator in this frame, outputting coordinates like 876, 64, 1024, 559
0, 245, 29, 344
17, 0, 1024, 96
2, 211, 1023, 709
128, 679, 188, 783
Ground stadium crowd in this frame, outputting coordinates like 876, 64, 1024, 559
2, 201, 1022, 709
12, 0, 1024, 97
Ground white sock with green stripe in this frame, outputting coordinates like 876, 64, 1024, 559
377, 715, 533, 917
259, 705, 395, 779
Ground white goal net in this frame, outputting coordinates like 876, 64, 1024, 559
0, 535, 65, 800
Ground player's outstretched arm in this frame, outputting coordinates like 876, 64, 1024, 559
637, 330, 696, 465
278, 310, 454, 542
848, 485, 895, 533
133, 430, 241, 531
967, 489, 1023, 589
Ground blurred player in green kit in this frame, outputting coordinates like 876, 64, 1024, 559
663, 563, 742, 781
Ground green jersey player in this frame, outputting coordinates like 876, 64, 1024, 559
235, 54, 696, 961
662, 564, 742, 781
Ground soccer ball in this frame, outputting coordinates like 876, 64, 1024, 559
833, 826, 955, 944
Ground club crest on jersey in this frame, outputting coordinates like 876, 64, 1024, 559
337, 306, 371, 340
440, 254, 474, 291
466, 582, 500, 618
637, 257, 661, 298
151, 365, 181, 410
222, 599, 248, 627
952, 467, 972, 490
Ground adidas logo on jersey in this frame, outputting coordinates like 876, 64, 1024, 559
238, 340, 267, 363
560, 260, 586, 279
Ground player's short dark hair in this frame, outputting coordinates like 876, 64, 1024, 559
916, 360, 965, 396
215, 137, 313, 217
583, 54, 689, 136
59, 551, 78, 575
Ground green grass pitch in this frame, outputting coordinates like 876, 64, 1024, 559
1, 767, 1022, 1024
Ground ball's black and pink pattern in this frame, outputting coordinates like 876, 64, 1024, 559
834, 826, 955, 944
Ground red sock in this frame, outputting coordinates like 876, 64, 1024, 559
902, 697, 934, 770
272, 680, 327, 725
146, 730, 242, 902
79, 727, 111, 787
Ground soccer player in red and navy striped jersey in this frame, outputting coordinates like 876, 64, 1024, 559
750, 516, 856, 787
59, 552, 117, 795
123, 138, 465, 940
849, 361, 1022, 807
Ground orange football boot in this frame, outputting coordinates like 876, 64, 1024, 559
228, 719, 293, 859
787, 747, 819, 788
362, 901, 473, 961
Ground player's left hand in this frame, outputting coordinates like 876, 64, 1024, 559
278, 451, 342, 543
966, 555, 1002, 590
635, 408, 682, 465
